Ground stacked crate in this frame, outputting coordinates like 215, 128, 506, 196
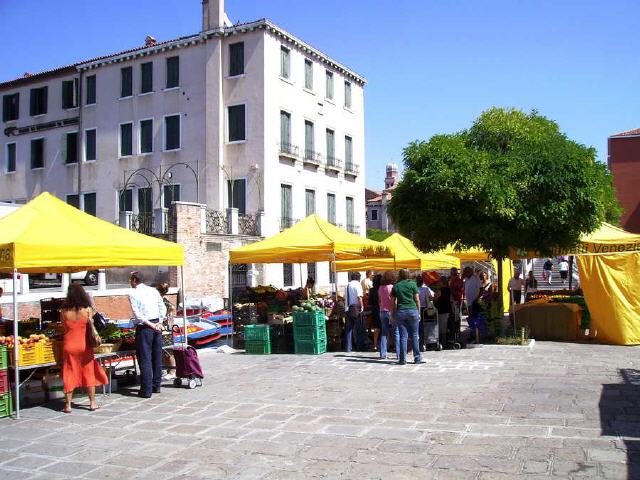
243, 324, 271, 355
0, 345, 12, 418
293, 311, 327, 355
232, 303, 259, 349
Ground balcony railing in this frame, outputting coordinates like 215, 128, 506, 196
206, 209, 229, 234
346, 224, 360, 235
344, 162, 359, 176
328, 220, 343, 229
280, 216, 300, 231
131, 212, 154, 235
239, 213, 259, 236
325, 156, 343, 171
303, 149, 322, 166
279, 143, 299, 158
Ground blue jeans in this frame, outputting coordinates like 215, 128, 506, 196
136, 325, 163, 396
345, 306, 365, 352
380, 310, 391, 358
392, 322, 400, 359
396, 309, 422, 364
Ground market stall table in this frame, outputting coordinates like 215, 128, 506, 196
513, 302, 582, 341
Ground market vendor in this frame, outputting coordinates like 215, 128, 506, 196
0, 286, 3, 319
129, 271, 166, 398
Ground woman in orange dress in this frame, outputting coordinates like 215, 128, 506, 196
61, 283, 108, 413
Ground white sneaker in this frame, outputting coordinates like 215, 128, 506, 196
162, 372, 176, 380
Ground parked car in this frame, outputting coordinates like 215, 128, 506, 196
29, 270, 98, 287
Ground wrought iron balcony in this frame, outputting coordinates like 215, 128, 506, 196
303, 149, 322, 166
346, 224, 360, 235
279, 143, 299, 159
206, 209, 229, 234
344, 162, 359, 176
239, 213, 259, 236
131, 212, 154, 235
280, 216, 300, 231
325, 156, 343, 171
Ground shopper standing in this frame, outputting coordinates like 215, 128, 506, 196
463, 267, 482, 318
129, 271, 166, 398
558, 259, 569, 285
434, 276, 452, 346
507, 272, 524, 306
369, 274, 382, 352
378, 271, 397, 360
449, 267, 464, 323
361, 270, 374, 295
416, 275, 434, 351
543, 258, 554, 285
344, 272, 364, 352
524, 270, 538, 298
156, 283, 176, 381
391, 269, 425, 365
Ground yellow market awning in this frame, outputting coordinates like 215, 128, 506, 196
229, 215, 390, 264
0, 192, 184, 273
335, 233, 460, 272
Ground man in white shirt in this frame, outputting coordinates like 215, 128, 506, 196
361, 271, 373, 295
508, 272, 525, 305
345, 272, 364, 352
463, 267, 481, 310
558, 259, 569, 285
129, 271, 166, 398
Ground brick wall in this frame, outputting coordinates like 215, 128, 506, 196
609, 136, 640, 233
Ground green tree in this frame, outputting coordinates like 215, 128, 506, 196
366, 228, 392, 242
388, 107, 622, 307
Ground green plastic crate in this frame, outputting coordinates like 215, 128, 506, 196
244, 324, 271, 342
0, 346, 7, 370
292, 310, 325, 326
245, 340, 271, 355
294, 324, 327, 344
294, 339, 327, 355
0, 392, 13, 419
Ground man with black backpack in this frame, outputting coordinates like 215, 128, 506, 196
543, 259, 554, 285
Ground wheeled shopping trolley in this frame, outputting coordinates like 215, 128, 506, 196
172, 345, 204, 389
422, 307, 442, 351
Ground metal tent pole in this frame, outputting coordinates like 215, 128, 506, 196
180, 266, 188, 346
12, 269, 20, 419
228, 262, 233, 345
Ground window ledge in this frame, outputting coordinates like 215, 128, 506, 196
325, 98, 335, 105
119, 96, 133, 101
31, 114, 46, 119
4, 171, 15, 175
138, 91, 154, 97
31, 167, 45, 171
84, 159, 97, 164
85, 102, 96, 107
65, 162, 78, 167
139, 151, 153, 156
227, 73, 246, 80
119, 155, 133, 159
343, 106, 354, 113
63, 106, 79, 112
303, 88, 315, 96
227, 140, 247, 145
279, 76, 294, 86
3, 120, 18, 124
163, 87, 180, 92
163, 148, 182, 153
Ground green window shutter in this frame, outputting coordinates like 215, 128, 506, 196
327, 194, 336, 224
85, 129, 96, 161
83, 193, 97, 216
121, 67, 132, 97
305, 189, 315, 216
165, 115, 180, 150
120, 123, 132, 156
140, 119, 153, 153
281, 184, 292, 226
228, 105, 246, 141
6, 143, 16, 172
229, 42, 244, 76
326, 71, 333, 99
280, 47, 290, 78
140, 62, 153, 93
280, 111, 290, 146
86, 75, 96, 105
304, 59, 313, 89
326, 129, 335, 160
305, 121, 314, 155
166, 56, 180, 88
138, 187, 153, 213
344, 81, 352, 108
345, 136, 353, 167
346, 197, 354, 228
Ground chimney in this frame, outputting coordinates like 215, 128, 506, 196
145, 35, 157, 47
202, 0, 225, 31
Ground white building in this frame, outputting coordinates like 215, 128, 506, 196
0, 0, 366, 290
366, 163, 398, 232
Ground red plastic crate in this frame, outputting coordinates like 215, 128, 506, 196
0, 369, 8, 395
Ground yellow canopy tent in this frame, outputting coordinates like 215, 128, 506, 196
334, 233, 460, 272
229, 214, 390, 264
0, 192, 184, 418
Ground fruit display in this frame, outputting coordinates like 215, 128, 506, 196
0, 334, 49, 349
525, 294, 590, 329
292, 300, 323, 313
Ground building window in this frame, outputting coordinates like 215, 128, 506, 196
61, 79, 78, 109
166, 56, 180, 88
281, 184, 292, 229
307, 262, 316, 282
138, 187, 153, 213
140, 119, 153, 154
3, 93, 19, 121
344, 81, 352, 109
119, 188, 133, 212
120, 66, 133, 98
304, 120, 314, 157
163, 184, 181, 208
304, 59, 313, 90
67, 194, 80, 209
228, 104, 246, 142
283, 264, 293, 287
280, 110, 291, 148
85, 129, 96, 161
346, 196, 355, 232
325, 70, 334, 100
229, 42, 244, 76
327, 193, 336, 224
164, 114, 180, 151
345, 136, 353, 168
140, 62, 153, 94
371, 209, 378, 221
65, 132, 79, 164
305, 189, 316, 216
30, 138, 44, 169
5, 143, 16, 173
120, 123, 133, 157
83, 192, 97, 216
280, 46, 290, 79
227, 179, 246, 215
326, 129, 335, 162
30, 87, 48, 116
86, 75, 96, 105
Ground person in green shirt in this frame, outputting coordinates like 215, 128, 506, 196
391, 269, 425, 365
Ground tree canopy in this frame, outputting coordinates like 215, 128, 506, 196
387, 107, 622, 259
366, 228, 392, 242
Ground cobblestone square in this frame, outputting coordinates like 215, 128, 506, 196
1, 341, 639, 479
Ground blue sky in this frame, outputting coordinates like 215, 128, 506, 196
1, 0, 638, 190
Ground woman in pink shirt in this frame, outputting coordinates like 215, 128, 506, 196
378, 271, 398, 360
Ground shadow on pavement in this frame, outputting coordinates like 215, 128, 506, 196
601, 369, 640, 478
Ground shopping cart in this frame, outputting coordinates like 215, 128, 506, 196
172, 344, 204, 389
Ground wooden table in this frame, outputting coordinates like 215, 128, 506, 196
513, 302, 582, 341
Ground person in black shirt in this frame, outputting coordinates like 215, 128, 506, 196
369, 274, 382, 351
434, 276, 452, 346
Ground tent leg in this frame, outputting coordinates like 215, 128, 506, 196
228, 262, 233, 346
180, 266, 187, 346
12, 269, 20, 419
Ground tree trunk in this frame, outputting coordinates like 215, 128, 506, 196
568, 255, 574, 291
497, 257, 504, 315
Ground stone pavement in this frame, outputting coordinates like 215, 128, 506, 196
1, 341, 639, 479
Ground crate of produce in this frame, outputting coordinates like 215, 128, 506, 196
294, 338, 327, 355
245, 340, 271, 355
0, 369, 8, 394
293, 323, 327, 344
292, 309, 326, 327
244, 324, 270, 342
0, 345, 7, 370
9, 343, 38, 367
36, 340, 58, 364
0, 392, 12, 418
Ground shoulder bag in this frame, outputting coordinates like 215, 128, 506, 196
85, 308, 102, 348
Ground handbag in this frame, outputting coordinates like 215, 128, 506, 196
93, 311, 108, 332
86, 308, 102, 348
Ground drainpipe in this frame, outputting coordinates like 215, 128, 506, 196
77, 69, 84, 210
